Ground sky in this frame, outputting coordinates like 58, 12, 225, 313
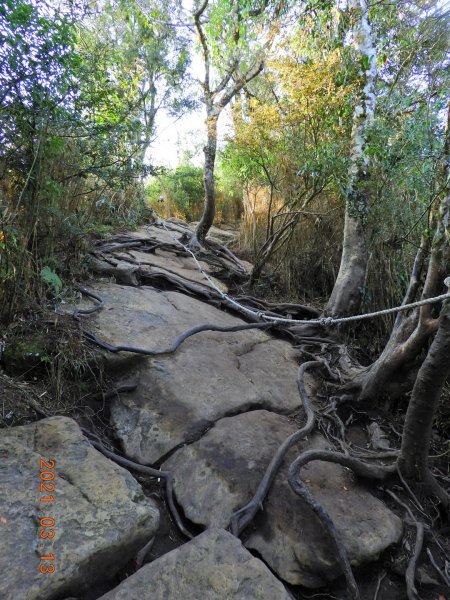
147, 0, 450, 169
146, 0, 237, 168
146, 46, 234, 169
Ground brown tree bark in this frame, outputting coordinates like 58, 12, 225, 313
191, 0, 269, 247
196, 109, 219, 245
398, 297, 450, 507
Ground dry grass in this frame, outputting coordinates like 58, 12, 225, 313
237, 184, 422, 352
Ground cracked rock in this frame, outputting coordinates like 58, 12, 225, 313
99, 528, 293, 600
0, 416, 159, 600
163, 410, 403, 587
84, 284, 301, 463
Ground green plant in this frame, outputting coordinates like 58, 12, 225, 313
40, 266, 63, 297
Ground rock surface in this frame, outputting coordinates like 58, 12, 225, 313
163, 410, 403, 587
0, 417, 159, 600
85, 283, 301, 463
124, 247, 228, 292
99, 528, 293, 600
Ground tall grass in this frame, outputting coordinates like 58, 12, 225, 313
0, 137, 149, 324
237, 182, 423, 350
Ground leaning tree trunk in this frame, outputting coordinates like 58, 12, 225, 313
195, 108, 220, 245
397, 296, 450, 507
355, 233, 445, 402
327, 0, 377, 316
355, 104, 450, 402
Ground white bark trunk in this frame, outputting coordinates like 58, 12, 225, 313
327, 0, 377, 316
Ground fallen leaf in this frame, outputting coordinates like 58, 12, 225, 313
0, 516, 8, 524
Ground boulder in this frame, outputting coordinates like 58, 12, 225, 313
0, 417, 159, 600
99, 528, 292, 600
163, 410, 403, 587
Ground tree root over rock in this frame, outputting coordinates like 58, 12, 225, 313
83, 322, 274, 356
72, 234, 449, 599
86, 437, 193, 540
75, 286, 446, 600
229, 359, 397, 600
229, 360, 330, 537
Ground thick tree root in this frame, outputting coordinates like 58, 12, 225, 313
234, 295, 321, 318
426, 548, 450, 587
229, 357, 398, 600
71, 286, 104, 318
229, 360, 328, 536
84, 322, 274, 357
77, 227, 448, 600
287, 460, 361, 600
156, 220, 248, 279
287, 450, 396, 600
135, 536, 155, 569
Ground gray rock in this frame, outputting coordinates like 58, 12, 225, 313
83, 283, 301, 463
98, 528, 292, 600
0, 417, 159, 600
124, 248, 229, 292
85, 283, 245, 354
91, 257, 140, 286
163, 410, 403, 587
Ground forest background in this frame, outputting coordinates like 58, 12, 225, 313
1, 0, 448, 339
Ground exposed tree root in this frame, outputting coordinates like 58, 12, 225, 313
405, 520, 424, 600
287, 447, 397, 600
89, 383, 137, 402
75, 224, 448, 600
228, 357, 400, 600
229, 360, 330, 536
83, 321, 274, 357
135, 536, 155, 569
373, 570, 386, 600
426, 547, 450, 587
72, 286, 104, 318
156, 220, 248, 279
234, 294, 321, 319
86, 437, 193, 540
201, 237, 248, 278
288, 459, 361, 600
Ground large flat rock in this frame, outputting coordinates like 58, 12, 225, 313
0, 417, 159, 600
99, 528, 292, 600
163, 410, 403, 587
85, 283, 252, 352
84, 284, 301, 463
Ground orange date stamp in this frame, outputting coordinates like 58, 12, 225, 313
38, 458, 56, 574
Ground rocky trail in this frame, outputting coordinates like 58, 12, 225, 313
1, 220, 448, 600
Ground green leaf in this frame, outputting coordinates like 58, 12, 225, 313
40, 266, 62, 296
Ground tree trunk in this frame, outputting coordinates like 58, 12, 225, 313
327, 0, 376, 316
195, 109, 219, 245
355, 310, 437, 401
327, 205, 369, 315
397, 298, 450, 506
355, 105, 450, 402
